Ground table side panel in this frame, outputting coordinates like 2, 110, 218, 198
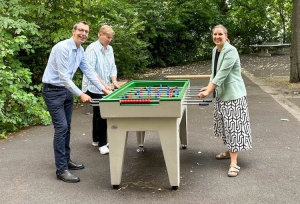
100, 100, 183, 118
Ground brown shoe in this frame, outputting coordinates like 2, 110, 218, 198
216, 151, 231, 160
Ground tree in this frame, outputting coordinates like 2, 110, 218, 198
266, 0, 292, 43
290, 0, 300, 83
0, 0, 51, 138
0, 0, 295, 137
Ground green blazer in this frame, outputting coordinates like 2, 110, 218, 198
210, 41, 247, 101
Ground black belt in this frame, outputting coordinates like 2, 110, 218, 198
42, 83, 65, 89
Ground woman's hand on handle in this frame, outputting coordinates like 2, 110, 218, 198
198, 82, 217, 98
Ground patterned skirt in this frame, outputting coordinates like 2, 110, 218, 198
214, 96, 252, 152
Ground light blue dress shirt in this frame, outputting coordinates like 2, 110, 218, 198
82, 40, 117, 94
42, 37, 104, 96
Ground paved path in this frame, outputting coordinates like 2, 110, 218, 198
1, 54, 299, 204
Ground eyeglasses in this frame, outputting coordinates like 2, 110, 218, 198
76, 28, 89, 34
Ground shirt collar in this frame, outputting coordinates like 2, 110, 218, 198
70, 37, 80, 51
96, 40, 110, 52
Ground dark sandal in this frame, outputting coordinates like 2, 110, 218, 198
228, 164, 240, 177
216, 151, 231, 160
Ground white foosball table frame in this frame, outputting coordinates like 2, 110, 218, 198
97, 79, 190, 190
99, 95, 188, 190
94, 78, 211, 190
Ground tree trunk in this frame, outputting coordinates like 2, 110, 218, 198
290, 0, 300, 83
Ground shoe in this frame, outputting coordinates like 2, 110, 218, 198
56, 170, 80, 183
228, 164, 240, 177
99, 145, 109, 155
216, 151, 231, 160
68, 160, 85, 170
92, 142, 98, 147
106, 143, 109, 147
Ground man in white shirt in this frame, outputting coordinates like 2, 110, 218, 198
82, 25, 119, 155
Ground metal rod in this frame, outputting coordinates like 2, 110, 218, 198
183, 99, 212, 102
91, 99, 101, 102
185, 94, 201, 97
126, 92, 180, 94
184, 96, 213, 98
187, 86, 203, 90
129, 87, 203, 91
90, 99, 101, 107
183, 102, 210, 106
164, 75, 211, 79
186, 90, 204, 93
130, 87, 183, 90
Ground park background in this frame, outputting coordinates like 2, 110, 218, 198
0, 0, 298, 138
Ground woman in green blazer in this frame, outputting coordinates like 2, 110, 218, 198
198, 25, 252, 177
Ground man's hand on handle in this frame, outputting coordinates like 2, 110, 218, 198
102, 88, 112, 95
79, 88, 112, 103
113, 81, 120, 89
105, 85, 112, 91
80, 93, 92, 103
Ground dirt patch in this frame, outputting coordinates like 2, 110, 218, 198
260, 76, 300, 96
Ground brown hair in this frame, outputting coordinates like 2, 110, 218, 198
212, 24, 228, 35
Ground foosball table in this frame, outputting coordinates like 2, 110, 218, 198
91, 79, 212, 190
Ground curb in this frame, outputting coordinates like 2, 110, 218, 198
242, 69, 300, 122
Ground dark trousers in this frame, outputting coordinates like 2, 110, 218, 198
86, 90, 107, 147
42, 87, 73, 172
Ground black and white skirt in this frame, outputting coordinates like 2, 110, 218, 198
214, 96, 252, 152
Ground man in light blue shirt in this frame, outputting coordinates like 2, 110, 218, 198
82, 25, 119, 155
42, 21, 111, 183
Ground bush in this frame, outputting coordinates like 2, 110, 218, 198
0, 2, 51, 138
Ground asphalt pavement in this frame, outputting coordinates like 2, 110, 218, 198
1, 53, 300, 204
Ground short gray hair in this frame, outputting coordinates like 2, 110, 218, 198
73, 21, 89, 30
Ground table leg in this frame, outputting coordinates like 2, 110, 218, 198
158, 119, 180, 188
107, 117, 183, 190
85, 103, 90, 115
136, 131, 145, 152
258, 48, 271, 57
107, 120, 128, 187
179, 108, 187, 149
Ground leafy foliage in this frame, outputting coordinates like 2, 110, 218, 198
224, 0, 292, 51
85, 0, 150, 77
0, 0, 293, 137
0, 0, 51, 138
126, 0, 219, 67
